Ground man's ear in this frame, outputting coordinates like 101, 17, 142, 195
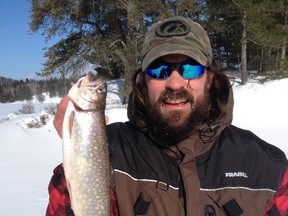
139, 71, 147, 88
207, 71, 214, 88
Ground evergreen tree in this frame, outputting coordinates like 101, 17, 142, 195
29, 0, 204, 96
207, 0, 287, 83
16, 85, 33, 101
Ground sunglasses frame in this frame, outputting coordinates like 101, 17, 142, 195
146, 60, 206, 80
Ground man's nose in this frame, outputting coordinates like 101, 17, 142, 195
165, 69, 186, 90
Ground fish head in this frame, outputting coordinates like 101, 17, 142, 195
68, 72, 107, 111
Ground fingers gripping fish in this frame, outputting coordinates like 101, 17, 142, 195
62, 72, 110, 216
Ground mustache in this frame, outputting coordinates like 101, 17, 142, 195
158, 88, 194, 103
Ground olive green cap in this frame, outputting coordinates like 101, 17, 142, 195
141, 16, 213, 71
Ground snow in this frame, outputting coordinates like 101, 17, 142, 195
0, 78, 288, 215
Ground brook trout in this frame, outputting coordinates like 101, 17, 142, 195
62, 72, 110, 216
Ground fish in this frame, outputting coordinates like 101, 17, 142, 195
62, 72, 110, 216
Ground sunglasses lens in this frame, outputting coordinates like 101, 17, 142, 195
146, 63, 170, 79
146, 60, 205, 79
180, 63, 205, 79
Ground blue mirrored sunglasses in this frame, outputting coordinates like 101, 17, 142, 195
146, 60, 206, 80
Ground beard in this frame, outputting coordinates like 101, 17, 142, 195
146, 86, 211, 148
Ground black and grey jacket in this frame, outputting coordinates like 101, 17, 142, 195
107, 121, 286, 216
107, 87, 287, 216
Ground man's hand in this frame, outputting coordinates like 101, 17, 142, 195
54, 95, 69, 138
53, 95, 109, 138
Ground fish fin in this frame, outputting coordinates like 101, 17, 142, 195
66, 179, 75, 211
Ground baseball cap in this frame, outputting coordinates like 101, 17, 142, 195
141, 16, 213, 71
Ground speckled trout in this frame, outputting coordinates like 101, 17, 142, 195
62, 72, 110, 216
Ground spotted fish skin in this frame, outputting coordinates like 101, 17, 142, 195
62, 72, 110, 216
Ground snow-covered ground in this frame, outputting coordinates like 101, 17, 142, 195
0, 78, 287, 215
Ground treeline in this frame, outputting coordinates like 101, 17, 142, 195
29, 0, 288, 91
0, 76, 70, 103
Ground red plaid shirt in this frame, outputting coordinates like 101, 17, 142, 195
46, 164, 288, 216
264, 168, 288, 216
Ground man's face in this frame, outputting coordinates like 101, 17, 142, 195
145, 54, 213, 143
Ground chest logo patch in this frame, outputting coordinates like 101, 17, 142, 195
225, 172, 248, 178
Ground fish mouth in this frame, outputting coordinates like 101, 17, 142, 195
79, 72, 105, 85
87, 71, 94, 81
84, 73, 107, 94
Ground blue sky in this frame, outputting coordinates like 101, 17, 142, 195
0, 0, 59, 80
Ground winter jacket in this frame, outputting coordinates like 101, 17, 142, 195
46, 88, 288, 215
46, 122, 288, 216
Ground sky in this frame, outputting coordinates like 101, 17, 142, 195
0, 0, 59, 80
0, 77, 287, 215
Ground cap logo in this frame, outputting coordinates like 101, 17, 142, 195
156, 20, 190, 37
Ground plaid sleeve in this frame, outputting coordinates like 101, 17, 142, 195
264, 167, 288, 216
46, 164, 119, 216
46, 164, 74, 216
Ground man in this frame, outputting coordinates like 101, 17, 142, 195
46, 16, 288, 216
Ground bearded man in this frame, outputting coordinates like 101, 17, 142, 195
47, 16, 288, 216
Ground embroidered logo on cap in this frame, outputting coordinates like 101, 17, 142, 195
156, 19, 190, 37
